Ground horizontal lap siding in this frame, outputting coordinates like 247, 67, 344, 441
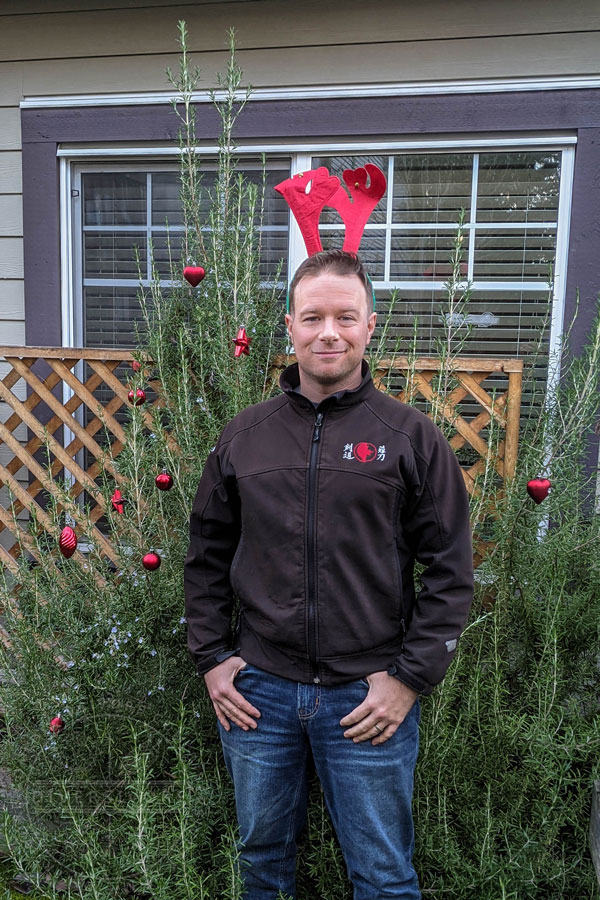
0, 0, 247, 12
6, 33, 600, 101
0, 152, 22, 194
0, 242, 23, 281
1, 0, 600, 60
0, 103, 23, 344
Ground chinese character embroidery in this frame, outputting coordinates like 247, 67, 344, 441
342, 443, 354, 460
377, 445, 386, 461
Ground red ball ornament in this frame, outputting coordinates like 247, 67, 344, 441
233, 326, 251, 358
128, 388, 146, 406
49, 716, 64, 734
183, 266, 206, 287
142, 552, 161, 571
111, 489, 125, 514
59, 526, 77, 559
155, 471, 173, 491
526, 478, 551, 504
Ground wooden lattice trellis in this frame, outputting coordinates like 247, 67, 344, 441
0, 348, 522, 581
0, 347, 165, 578
373, 356, 523, 566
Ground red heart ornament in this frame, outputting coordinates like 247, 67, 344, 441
183, 266, 206, 287
526, 478, 551, 504
128, 388, 146, 406
49, 716, 65, 734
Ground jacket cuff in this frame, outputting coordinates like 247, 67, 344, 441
387, 661, 434, 696
195, 646, 241, 677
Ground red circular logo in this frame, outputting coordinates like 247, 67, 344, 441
353, 442, 377, 463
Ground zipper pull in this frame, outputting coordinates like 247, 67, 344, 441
313, 412, 323, 442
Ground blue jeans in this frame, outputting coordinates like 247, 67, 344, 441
218, 663, 421, 900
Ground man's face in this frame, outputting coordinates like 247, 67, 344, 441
285, 272, 376, 400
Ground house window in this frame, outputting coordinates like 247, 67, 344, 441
71, 143, 572, 418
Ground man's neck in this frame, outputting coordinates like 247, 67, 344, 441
297, 370, 363, 405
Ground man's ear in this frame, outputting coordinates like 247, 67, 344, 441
365, 312, 377, 345
284, 313, 293, 340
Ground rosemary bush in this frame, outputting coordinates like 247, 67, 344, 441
0, 23, 597, 900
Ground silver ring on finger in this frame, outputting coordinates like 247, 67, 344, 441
222, 702, 241, 720
373, 723, 383, 734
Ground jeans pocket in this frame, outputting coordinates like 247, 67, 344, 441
234, 662, 258, 680
233, 663, 250, 683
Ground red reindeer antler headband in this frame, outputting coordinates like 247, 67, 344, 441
275, 163, 387, 257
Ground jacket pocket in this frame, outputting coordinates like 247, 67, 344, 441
229, 538, 243, 595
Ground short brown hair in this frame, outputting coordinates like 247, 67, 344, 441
287, 249, 372, 316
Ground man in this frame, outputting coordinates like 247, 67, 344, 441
184, 249, 473, 899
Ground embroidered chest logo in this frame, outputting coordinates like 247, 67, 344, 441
342, 442, 386, 463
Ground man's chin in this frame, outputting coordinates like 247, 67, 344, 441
307, 364, 354, 386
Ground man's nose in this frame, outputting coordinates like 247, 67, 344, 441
319, 318, 339, 340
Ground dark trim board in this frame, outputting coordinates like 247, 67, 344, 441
18, 90, 600, 145
20, 88, 600, 489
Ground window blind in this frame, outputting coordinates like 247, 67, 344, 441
81, 163, 290, 350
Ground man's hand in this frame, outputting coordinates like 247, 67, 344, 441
204, 656, 261, 732
340, 672, 418, 745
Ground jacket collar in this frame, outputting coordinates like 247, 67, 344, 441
279, 359, 375, 411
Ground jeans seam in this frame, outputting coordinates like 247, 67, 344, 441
298, 694, 320, 719
278, 743, 308, 895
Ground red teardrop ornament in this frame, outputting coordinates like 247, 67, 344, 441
111, 489, 125, 514
526, 478, 551, 504
142, 551, 161, 571
128, 388, 146, 406
183, 266, 206, 287
49, 716, 65, 734
155, 472, 173, 491
233, 326, 251, 358
59, 526, 77, 559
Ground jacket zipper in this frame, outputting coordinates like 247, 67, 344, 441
307, 410, 324, 683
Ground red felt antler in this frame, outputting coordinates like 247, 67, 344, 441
274, 167, 341, 256
275, 163, 386, 257
331, 164, 387, 253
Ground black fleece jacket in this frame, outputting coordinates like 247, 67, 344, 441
184, 361, 474, 695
